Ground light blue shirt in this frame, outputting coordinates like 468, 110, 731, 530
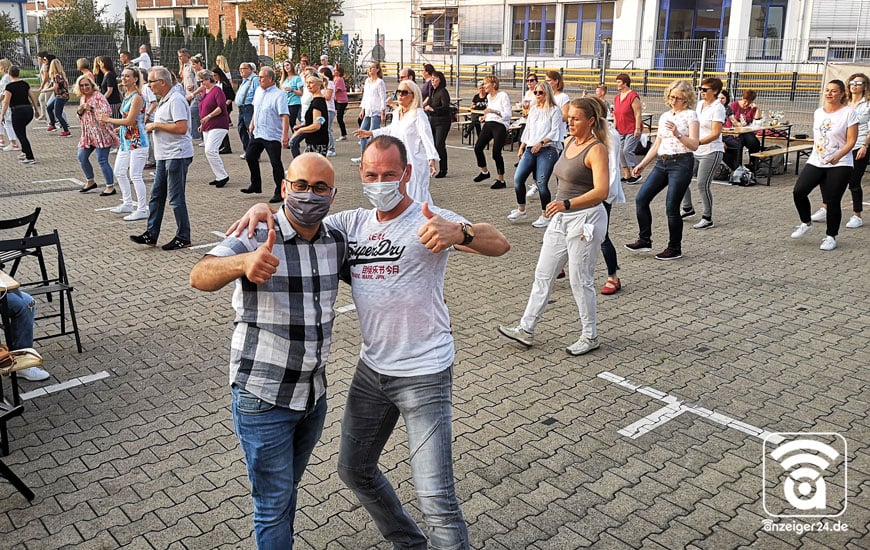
252, 84, 289, 142
237, 75, 259, 106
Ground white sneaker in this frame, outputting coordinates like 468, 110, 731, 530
110, 204, 135, 214
239, 153, 246, 159
17, 366, 50, 381
326, 151, 336, 157
566, 336, 600, 356
846, 215, 863, 228
351, 157, 361, 165
2, 144, 20, 151
123, 210, 149, 221
810, 207, 827, 222
526, 186, 539, 198
693, 218, 714, 230
498, 324, 534, 346
790, 223, 814, 239
531, 215, 551, 228
506, 209, 528, 222
820, 235, 837, 251
198, 142, 205, 147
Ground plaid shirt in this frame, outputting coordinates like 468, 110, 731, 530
208, 212, 347, 410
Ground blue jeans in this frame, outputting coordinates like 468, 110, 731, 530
600, 201, 619, 277
78, 146, 114, 186
237, 105, 254, 152
513, 146, 558, 210
359, 114, 381, 154
327, 110, 336, 153
146, 157, 192, 242
48, 96, 69, 131
232, 386, 327, 550
337, 360, 468, 550
189, 96, 202, 139
635, 155, 694, 250
5, 290, 35, 349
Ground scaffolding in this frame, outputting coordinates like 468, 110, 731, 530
410, 0, 458, 64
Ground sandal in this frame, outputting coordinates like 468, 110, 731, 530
601, 279, 621, 295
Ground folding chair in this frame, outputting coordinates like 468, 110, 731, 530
0, 230, 83, 353
0, 209, 50, 293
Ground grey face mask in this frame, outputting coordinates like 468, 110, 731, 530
283, 190, 333, 226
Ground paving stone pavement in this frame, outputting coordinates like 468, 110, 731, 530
0, 107, 867, 549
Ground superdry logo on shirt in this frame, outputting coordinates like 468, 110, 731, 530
347, 238, 406, 265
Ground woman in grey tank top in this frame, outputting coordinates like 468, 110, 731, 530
499, 98, 611, 357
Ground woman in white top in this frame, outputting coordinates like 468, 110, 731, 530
810, 72, 870, 229
354, 61, 386, 163
791, 79, 858, 251
473, 75, 512, 188
624, 80, 699, 261
319, 66, 337, 156
545, 70, 571, 141
682, 77, 726, 229
0, 58, 20, 151
506, 81, 563, 228
355, 80, 438, 205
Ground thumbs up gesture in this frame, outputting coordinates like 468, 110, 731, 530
418, 202, 463, 254
245, 229, 280, 284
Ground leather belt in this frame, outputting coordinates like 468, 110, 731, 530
659, 152, 693, 160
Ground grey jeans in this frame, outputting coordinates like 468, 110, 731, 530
683, 151, 724, 219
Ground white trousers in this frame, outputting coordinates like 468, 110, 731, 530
520, 204, 608, 340
203, 128, 228, 180
0, 111, 15, 140
114, 147, 149, 213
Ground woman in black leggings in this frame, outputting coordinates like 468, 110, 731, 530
0, 66, 40, 164
473, 75, 512, 189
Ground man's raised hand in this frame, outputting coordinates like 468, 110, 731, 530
245, 229, 280, 284
418, 202, 462, 254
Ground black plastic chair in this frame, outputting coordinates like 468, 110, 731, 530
0, 208, 52, 303
0, 230, 82, 353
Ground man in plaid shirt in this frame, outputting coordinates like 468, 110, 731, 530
190, 153, 346, 548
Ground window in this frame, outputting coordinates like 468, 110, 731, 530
749, 0, 786, 58
512, 5, 555, 56
418, 8, 458, 54
460, 6, 503, 55
563, 3, 614, 57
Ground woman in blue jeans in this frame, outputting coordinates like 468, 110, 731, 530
506, 81, 563, 228
625, 80, 699, 260
74, 75, 120, 194
352, 61, 385, 163
4, 290, 49, 381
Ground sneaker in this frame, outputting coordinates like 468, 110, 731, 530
506, 209, 528, 222
239, 153, 247, 159
624, 239, 652, 252
18, 158, 35, 165
17, 366, 50, 381
680, 208, 696, 219
810, 207, 827, 222
473, 172, 491, 183
17, 152, 26, 159
846, 215, 863, 229
59, 131, 71, 137
351, 157, 362, 165
110, 204, 135, 214
625, 176, 641, 184
2, 144, 20, 151
498, 324, 534, 347
819, 235, 837, 251
130, 233, 157, 246
566, 336, 600, 356
161, 237, 192, 251
336, 136, 347, 142
198, 142, 205, 147
123, 210, 149, 221
526, 186, 539, 198
46, 126, 57, 132
655, 247, 682, 260
790, 223, 814, 239
490, 180, 506, 189
693, 218, 714, 230
531, 215, 551, 228
326, 151, 336, 157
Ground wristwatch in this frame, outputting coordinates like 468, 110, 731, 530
459, 222, 475, 246
563, 199, 571, 211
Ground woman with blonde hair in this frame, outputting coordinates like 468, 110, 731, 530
355, 79, 439, 204
506, 81, 563, 227
76, 58, 94, 81
47, 59, 72, 136
75, 74, 120, 193
99, 66, 150, 219
625, 80, 699, 260
215, 55, 232, 82
0, 58, 21, 150
352, 60, 386, 163
499, 97, 612, 356
291, 73, 329, 155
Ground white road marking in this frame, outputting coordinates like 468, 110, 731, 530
31, 178, 84, 186
20, 370, 111, 401
336, 303, 356, 314
598, 371, 785, 444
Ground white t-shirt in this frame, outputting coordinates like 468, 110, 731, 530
325, 202, 468, 377
657, 109, 699, 157
695, 100, 726, 157
553, 92, 570, 142
808, 105, 858, 168
485, 91, 512, 126
152, 87, 194, 160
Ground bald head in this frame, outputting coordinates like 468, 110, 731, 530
286, 153, 335, 187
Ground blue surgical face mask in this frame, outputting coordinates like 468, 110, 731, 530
362, 169, 406, 211
283, 190, 333, 226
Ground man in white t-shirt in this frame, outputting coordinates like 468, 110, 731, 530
231, 135, 510, 549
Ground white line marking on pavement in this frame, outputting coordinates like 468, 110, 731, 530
336, 303, 356, 314
20, 370, 111, 401
211, 231, 226, 238
31, 178, 84, 186
599, 371, 785, 444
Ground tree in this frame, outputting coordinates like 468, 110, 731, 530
245, 0, 341, 61
39, 0, 119, 36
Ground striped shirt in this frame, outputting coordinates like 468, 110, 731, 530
207, 211, 348, 411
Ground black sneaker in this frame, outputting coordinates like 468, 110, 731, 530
655, 247, 682, 260
626, 176, 641, 184
680, 209, 696, 219
473, 172, 491, 183
130, 233, 157, 247
161, 237, 191, 251
490, 180, 506, 189
624, 239, 652, 252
